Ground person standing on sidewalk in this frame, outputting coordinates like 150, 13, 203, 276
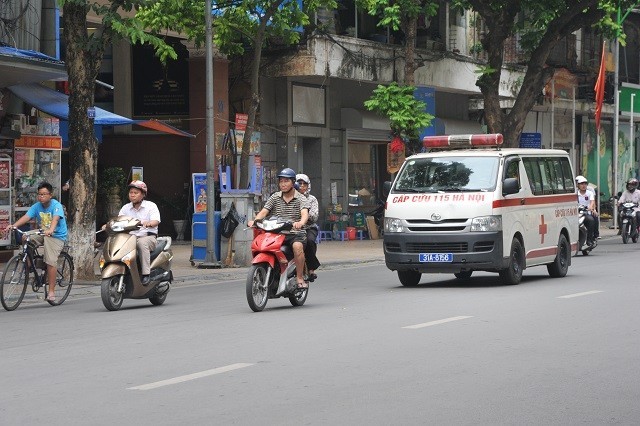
5, 182, 67, 302
296, 173, 320, 281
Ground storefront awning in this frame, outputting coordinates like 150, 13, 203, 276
0, 45, 66, 87
7, 83, 194, 138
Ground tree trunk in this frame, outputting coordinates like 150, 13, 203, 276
63, 3, 103, 280
239, 5, 282, 190
403, 15, 417, 86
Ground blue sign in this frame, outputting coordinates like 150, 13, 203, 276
415, 86, 436, 141
87, 106, 96, 119
520, 132, 542, 148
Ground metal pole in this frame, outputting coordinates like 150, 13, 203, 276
632, 93, 636, 179
613, 36, 620, 230
551, 78, 555, 149
201, 0, 220, 267
572, 87, 576, 169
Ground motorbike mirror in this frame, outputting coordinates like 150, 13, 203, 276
383, 181, 391, 197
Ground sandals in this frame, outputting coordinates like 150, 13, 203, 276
297, 281, 309, 289
308, 273, 318, 282
46, 294, 56, 302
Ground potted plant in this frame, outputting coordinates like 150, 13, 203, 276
98, 167, 127, 219
161, 191, 190, 240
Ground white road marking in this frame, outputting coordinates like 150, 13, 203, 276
128, 363, 254, 390
403, 316, 473, 329
557, 290, 603, 299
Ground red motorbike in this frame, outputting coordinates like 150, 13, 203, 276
246, 216, 309, 312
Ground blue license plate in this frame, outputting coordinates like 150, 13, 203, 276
419, 253, 453, 262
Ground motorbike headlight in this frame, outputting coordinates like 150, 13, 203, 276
470, 215, 502, 232
98, 256, 105, 270
121, 250, 135, 267
384, 217, 404, 233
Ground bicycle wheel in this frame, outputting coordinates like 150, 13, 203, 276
1, 255, 28, 311
47, 252, 74, 306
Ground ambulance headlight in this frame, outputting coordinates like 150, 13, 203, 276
384, 217, 404, 233
470, 215, 502, 232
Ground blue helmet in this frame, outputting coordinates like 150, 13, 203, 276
277, 168, 296, 181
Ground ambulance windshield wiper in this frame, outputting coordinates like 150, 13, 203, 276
439, 187, 488, 192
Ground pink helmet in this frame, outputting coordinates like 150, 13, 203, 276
128, 180, 147, 194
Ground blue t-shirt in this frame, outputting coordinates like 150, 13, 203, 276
27, 198, 67, 240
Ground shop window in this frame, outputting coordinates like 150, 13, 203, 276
348, 141, 387, 207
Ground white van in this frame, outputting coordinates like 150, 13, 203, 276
383, 134, 578, 286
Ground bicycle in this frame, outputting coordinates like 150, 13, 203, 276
0, 228, 74, 311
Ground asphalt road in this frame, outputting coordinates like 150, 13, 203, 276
1, 237, 639, 425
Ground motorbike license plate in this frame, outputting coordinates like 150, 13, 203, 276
419, 253, 453, 262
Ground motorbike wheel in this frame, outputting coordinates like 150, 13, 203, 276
633, 228, 639, 243
289, 287, 308, 307
454, 271, 473, 280
622, 223, 630, 244
149, 287, 168, 306
246, 263, 269, 312
547, 234, 570, 278
101, 276, 124, 311
499, 238, 524, 285
398, 270, 421, 287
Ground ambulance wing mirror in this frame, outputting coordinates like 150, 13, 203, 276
383, 181, 392, 197
502, 178, 519, 196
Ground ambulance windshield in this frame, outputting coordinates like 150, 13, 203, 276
393, 156, 499, 193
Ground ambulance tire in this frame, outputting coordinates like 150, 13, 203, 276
547, 234, 570, 278
499, 238, 524, 285
398, 270, 421, 287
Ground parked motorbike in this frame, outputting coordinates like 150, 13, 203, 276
367, 200, 385, 236
577, 205, 596, 255
99, 216, 173, 311
619, 202, 639, 244
246, 216, 309, 312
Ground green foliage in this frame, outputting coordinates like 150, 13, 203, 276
97, 167, 127, 198
358, 0, 438, 31
364, 82, 433, 140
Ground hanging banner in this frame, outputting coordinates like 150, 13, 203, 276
192, 173, 207, 213
387, 143, 405, 174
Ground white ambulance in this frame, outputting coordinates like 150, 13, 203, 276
383, 134, 578, 286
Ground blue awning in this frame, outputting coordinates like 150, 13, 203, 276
0, 45, 66, 87
8, 83, 194, 138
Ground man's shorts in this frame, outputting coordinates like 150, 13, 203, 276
31, 235, 65, 267
284, 231, 307, 247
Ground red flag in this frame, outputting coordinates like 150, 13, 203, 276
594, 43, 607, 132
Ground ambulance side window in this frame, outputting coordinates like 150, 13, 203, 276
523, 158, 542, 194
504, 158, 521, 188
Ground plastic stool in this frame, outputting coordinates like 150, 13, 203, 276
356, 230, 367, 240
318, 231, 332, 241
337, 231, 348, 241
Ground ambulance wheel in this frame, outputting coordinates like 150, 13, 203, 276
454, 271, 473, 280
398, 270, 421, 287
547, 234, 570, 278
499, 238, 524, 285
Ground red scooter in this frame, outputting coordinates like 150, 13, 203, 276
245, 216, 309, 312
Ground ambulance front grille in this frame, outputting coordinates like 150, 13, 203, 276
406, 225, 467, 232
406, 242, 468, 253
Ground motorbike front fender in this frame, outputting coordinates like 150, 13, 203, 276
101, 263, 127, 279
253, 253, 276, 269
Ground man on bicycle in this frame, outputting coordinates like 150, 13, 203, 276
5, 182, 67, 302
248, 168, 310, 288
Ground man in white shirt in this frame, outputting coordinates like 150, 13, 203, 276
117, 180, 160, 285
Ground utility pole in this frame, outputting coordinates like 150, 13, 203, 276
199, 0, 220, 268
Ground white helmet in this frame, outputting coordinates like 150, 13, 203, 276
575, 175, 588, 184
296, 173, 311, 192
